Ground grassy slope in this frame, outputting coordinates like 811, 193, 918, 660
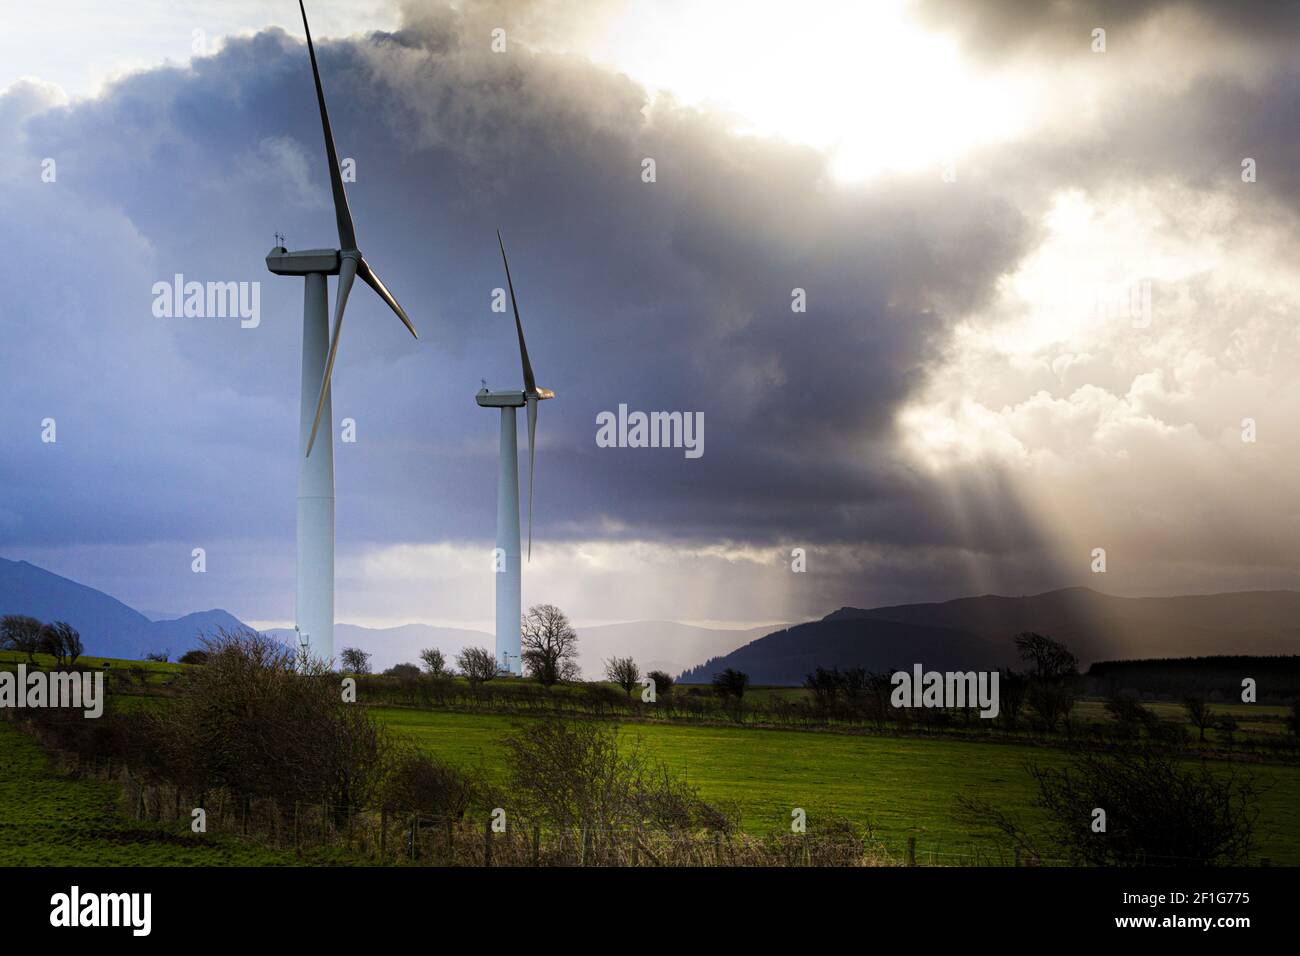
377, 707, 1300, 865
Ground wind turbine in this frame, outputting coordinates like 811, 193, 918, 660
266, 0, 418, 664
477, 232, 555, 675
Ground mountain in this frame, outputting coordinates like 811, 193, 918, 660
0, 557, 239, 658
677, 587, 1300, 685
147, 610, 249, 654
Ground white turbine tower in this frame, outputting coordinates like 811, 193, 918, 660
267, 1, 418, 664
477, 232, 554, 675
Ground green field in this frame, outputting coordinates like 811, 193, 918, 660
376, 707, 1300, 865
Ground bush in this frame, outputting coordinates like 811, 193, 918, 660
502, 719, 733, 857
382, 749, 478, 822
154, 628, 388, 822
645, 669, 674, 696
1033, 746, 1259, 864
712, 668, 749, 699
384, 663, 421, 679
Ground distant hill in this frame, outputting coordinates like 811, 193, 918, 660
271, 620, 773, 677
0, 557, 242, 658
576, 621, 777, 679
147, 610, 249, 655
264, 623, 490, 673
678, 587, 1300, 685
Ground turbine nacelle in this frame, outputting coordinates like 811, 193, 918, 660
267, 247, 342, 276
475, 387, 555, 408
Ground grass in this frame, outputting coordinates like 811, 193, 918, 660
376, 707, 1300, 865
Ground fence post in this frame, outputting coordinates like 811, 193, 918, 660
483, 819, 493, 867
906, 836, 917, 866
410, 814, 418, 862
532, 824, 541, 867
580, 826, 589, 866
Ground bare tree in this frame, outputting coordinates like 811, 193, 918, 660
604, 656, 641, 696
1, 614, 43, 663
340, 647, 371, 674
456, 646, 498, 687
1014, 632, 1078, 680
998, 668, 1029, 729
1015, 632, 1078, 733
521, 604, 580, 686
419, 647, 446, 676
38, 621, 81, 665
60, 623, 83, 665
1183, 695, 1213, 742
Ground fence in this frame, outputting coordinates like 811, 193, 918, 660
50, 750, 1040, 867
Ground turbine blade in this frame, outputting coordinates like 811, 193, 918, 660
307, 256, 357, 457
526, 392, 537, 560
359, 257, 418, 339
299, 0, 357, 251
497, 230, 536, 393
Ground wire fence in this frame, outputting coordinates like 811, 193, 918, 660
43, 750, 1276, 868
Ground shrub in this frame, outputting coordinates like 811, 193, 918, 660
645, 669, 674, 697
154, 628, 388, 822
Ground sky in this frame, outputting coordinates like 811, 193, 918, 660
2, 0, 1300, 631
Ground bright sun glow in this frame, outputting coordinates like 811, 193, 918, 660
582, 0, 1027, 181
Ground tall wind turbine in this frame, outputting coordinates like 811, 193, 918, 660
477, 232, 554, 675
266, 0, 418, 663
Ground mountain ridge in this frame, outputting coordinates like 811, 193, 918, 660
679, 587, 1300, 685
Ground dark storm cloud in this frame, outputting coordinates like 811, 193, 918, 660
0, 1, 1040, 574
